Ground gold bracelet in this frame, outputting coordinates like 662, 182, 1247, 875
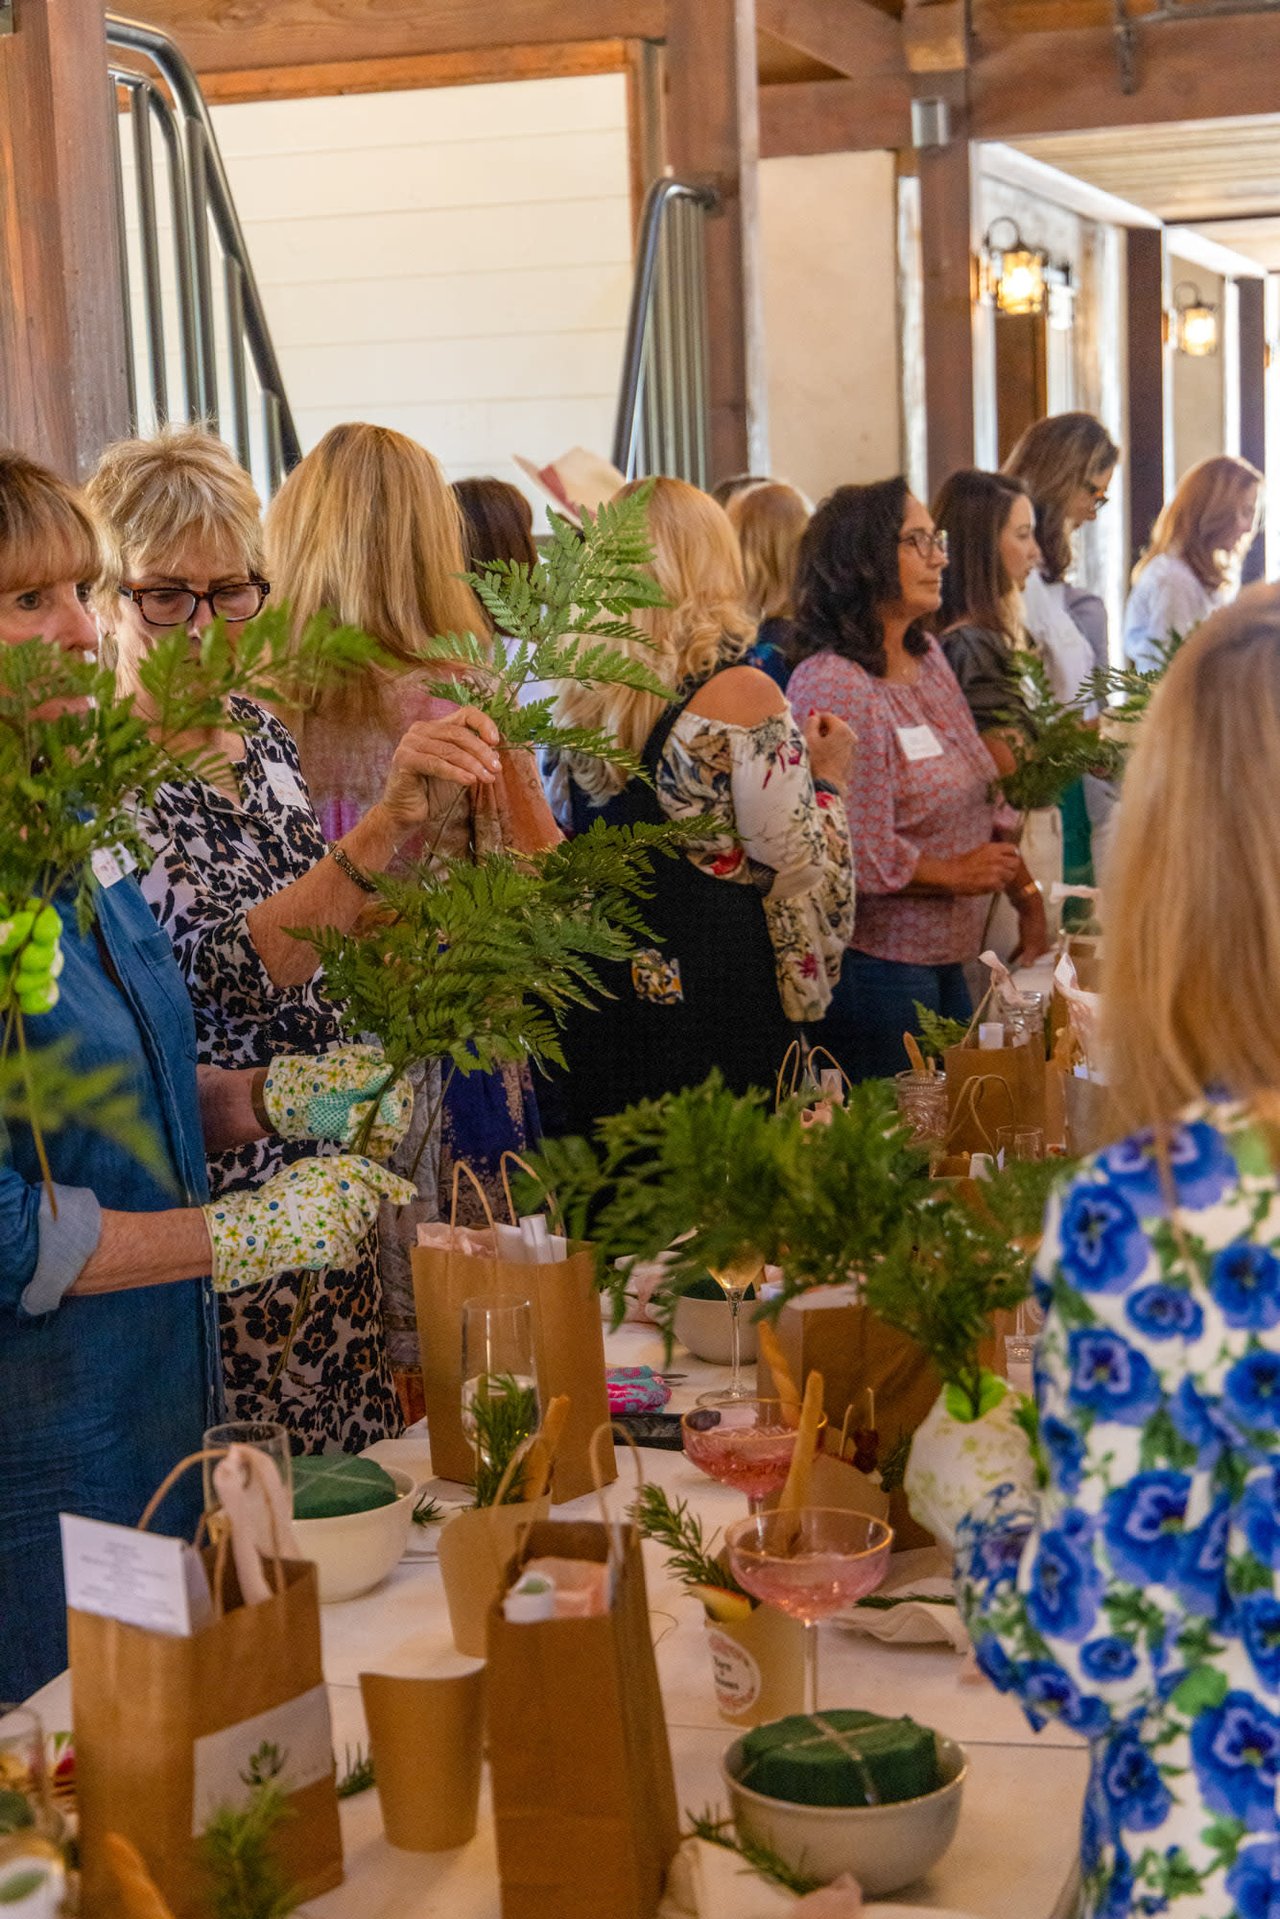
331, 842, 378, 895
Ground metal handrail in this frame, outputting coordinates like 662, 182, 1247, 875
104, 13, 301, 490
612, 178, 718, 486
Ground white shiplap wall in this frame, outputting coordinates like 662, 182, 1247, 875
206, 73, 633, 515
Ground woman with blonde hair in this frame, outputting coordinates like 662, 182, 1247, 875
545, 476, 854, 1133
89, 423, 497, 1448
927, 587, 1280, 1917
266, 423, 560, 1417
724, 479, 810, 689
1124, 454, 1261, 670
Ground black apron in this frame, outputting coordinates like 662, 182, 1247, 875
539, 690, 796, 1138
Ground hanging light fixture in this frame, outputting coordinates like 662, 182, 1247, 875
981, 217, 1049, 317
1172, 281, 1220, 357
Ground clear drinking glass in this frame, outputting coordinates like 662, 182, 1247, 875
460, 1296, 539, 1461
894, 1069, 949, 1146
697, 1255, 765, 1405
726, 1508, 893, 1712
202, 1418, 293, 1520
681, 1398, 821, 1514
995, 1125, 1045, 1165
0, 1704, 61, 1848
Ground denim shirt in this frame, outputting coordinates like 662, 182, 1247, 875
0, 869, 222, 1698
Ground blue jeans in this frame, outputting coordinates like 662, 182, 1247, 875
815, 949, 973, 1084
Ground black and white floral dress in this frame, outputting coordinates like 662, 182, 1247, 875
135, 695, 402, 1452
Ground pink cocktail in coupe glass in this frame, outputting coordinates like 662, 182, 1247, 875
681, 1399, 822, 1514
726, 1507, 893, 1710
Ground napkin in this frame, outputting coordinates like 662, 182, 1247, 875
660, 1839, 863, 1919
835, 1546, 969, 1652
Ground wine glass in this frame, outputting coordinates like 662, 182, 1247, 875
697, 1254, 764, 1405
202, 1418, 293, 1524
681, 1399, 820, 1514
460, 1296, 540, 1464
726, 1507, 893, 1712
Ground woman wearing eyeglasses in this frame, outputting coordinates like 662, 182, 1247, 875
87, 427, 499, 1450
788, 479, 1033, 1082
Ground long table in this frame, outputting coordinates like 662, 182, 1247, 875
31, 1321, 1086, 1918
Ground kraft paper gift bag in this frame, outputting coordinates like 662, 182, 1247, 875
486, 1516, 680, 1919
412, 1160, 613, 1501
69, 1456, 342, 1919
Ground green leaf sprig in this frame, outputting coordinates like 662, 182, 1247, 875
995, 649, 1122, 816
632, 1483, 751, 1602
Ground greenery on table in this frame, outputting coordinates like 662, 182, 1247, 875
334, 1745, 376, 1799
911, 1002, 968, 1061
199, 1777, 298, 1919
686, 1810, 825, 1898
469, 1373, 540, 1507
524, 1073, 1070, 1419
632, 1482, 752, 1604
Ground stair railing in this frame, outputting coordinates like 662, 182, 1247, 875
612, 178, 719, 487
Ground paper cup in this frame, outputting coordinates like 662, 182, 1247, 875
359, 1661, 486, 1851
705, 1605, 807, 1726
437, 1499, 550, 1658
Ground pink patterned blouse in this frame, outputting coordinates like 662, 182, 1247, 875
787, 639, 999, 966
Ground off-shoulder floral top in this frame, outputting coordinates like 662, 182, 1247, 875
652, 703, 855, 1023
956, 1100, 1280, 1919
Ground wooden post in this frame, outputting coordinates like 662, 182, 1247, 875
664, 0, 765, 484
918, 92, 976, 499
1125, 226, 1168, 575
1237, 276, 1266, 584
0, 0, 130, 477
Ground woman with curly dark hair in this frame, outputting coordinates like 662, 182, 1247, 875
788, 478, 1036, 1081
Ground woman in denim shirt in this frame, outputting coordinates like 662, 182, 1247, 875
0, 453, 410, 1697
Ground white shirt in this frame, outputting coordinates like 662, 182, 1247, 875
1022, 570, 1097, 708
1122, 551, 1226, 671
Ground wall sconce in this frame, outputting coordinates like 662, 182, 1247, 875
1172, 281, 1219, 357
981, 218, 1049, 317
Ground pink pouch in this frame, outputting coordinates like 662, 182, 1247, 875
605, 1366, 672, 1416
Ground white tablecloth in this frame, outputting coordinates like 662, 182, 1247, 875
30, 1321, 1086, 1918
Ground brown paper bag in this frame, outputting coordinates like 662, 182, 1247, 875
71, 1459, 342, 1919
412, 1163, 613, 1502
486, 1517, 680, 1919
756, 1289, 940, 1550
437, 1496, 550, 1658
944, 1045, 1046, 1156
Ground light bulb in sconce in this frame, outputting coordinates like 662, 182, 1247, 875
1172, 282, 1220, 357
980, 218, 1049, 318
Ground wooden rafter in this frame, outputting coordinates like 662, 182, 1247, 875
755, 0, 903, 75
198, 39, 632, 105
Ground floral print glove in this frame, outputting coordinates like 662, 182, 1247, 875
202, 1154, 416, 1293
262, 1045, 413, 1160
904, 1379, 1039, 1549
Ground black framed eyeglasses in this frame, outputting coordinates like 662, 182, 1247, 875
119, 579, 270, 628
898, 529, 948, 561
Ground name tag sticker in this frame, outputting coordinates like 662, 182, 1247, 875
90, 845, 137, 888
895, 723, 944, 763
265, 761, 306, 811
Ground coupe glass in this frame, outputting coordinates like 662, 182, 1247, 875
697, 1254, 765, 1404
726, 1507, 893, 1711
202, 1418, 293, 1521
460, 1296, 539, 1462
681, 1398, 820, 1513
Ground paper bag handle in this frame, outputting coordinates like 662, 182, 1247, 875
587, 1421, 646, 1575
498, 1150, 565, 1236
137, 1449, 288, 1613
478, 1440, 543, 1578
943, 1072, 1017, 1157
959, 979, 998, 1048
449, 1158, 499, 1234
804, 1044, 852, 1096
774, 1038, 804, 1111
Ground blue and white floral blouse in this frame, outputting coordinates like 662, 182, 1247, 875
956, 1101, 1280, 1919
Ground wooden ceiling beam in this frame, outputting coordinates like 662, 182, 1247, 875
131, 0, 664, 75
759, 74, 910, 155
755, 0, 902, 76
197, 40, 631, 105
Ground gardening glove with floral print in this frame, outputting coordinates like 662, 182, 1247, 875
202, 1155, 415, 1293
904, 1376, 1039, 1550
261, 1044, 413, 1160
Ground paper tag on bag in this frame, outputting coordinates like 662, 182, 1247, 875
89, 845, 137, 889
60, 1512, 211, 1635
191, 1684, 334, 1834
895, 723, 944, 762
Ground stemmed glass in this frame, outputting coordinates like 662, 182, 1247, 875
698, 1254, 765, 1405
202, 1418, 293, 1523
681, 1399, 820, 1514
460, 1296, 540, 1469
726, 1507, 893, 1712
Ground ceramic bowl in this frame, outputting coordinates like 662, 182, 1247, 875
722, 1730, 967, 1896
293, 1466, 418, 1603
673, 1293, 762, 1366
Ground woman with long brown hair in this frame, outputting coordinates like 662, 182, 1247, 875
942, 587, 1280, 1919
546, 476, 854, 1131
1124, 454, 1262, 669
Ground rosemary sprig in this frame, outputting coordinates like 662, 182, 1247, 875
410, 1492, 446, 1528
199, 1781, 297, 1919
469, 1374, 539, 1508
686, 1810, 824, 1898
632, 1484, 751, 1600
335, 1746, 376, 1799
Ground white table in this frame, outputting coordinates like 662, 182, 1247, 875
31, 1322, 1086, 1918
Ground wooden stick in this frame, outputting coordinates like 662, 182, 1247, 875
521, 1393, 570, 1502
779, 1370, 825, 1514
903, 1031, 928, 1076
758, 1320, 801, 1418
